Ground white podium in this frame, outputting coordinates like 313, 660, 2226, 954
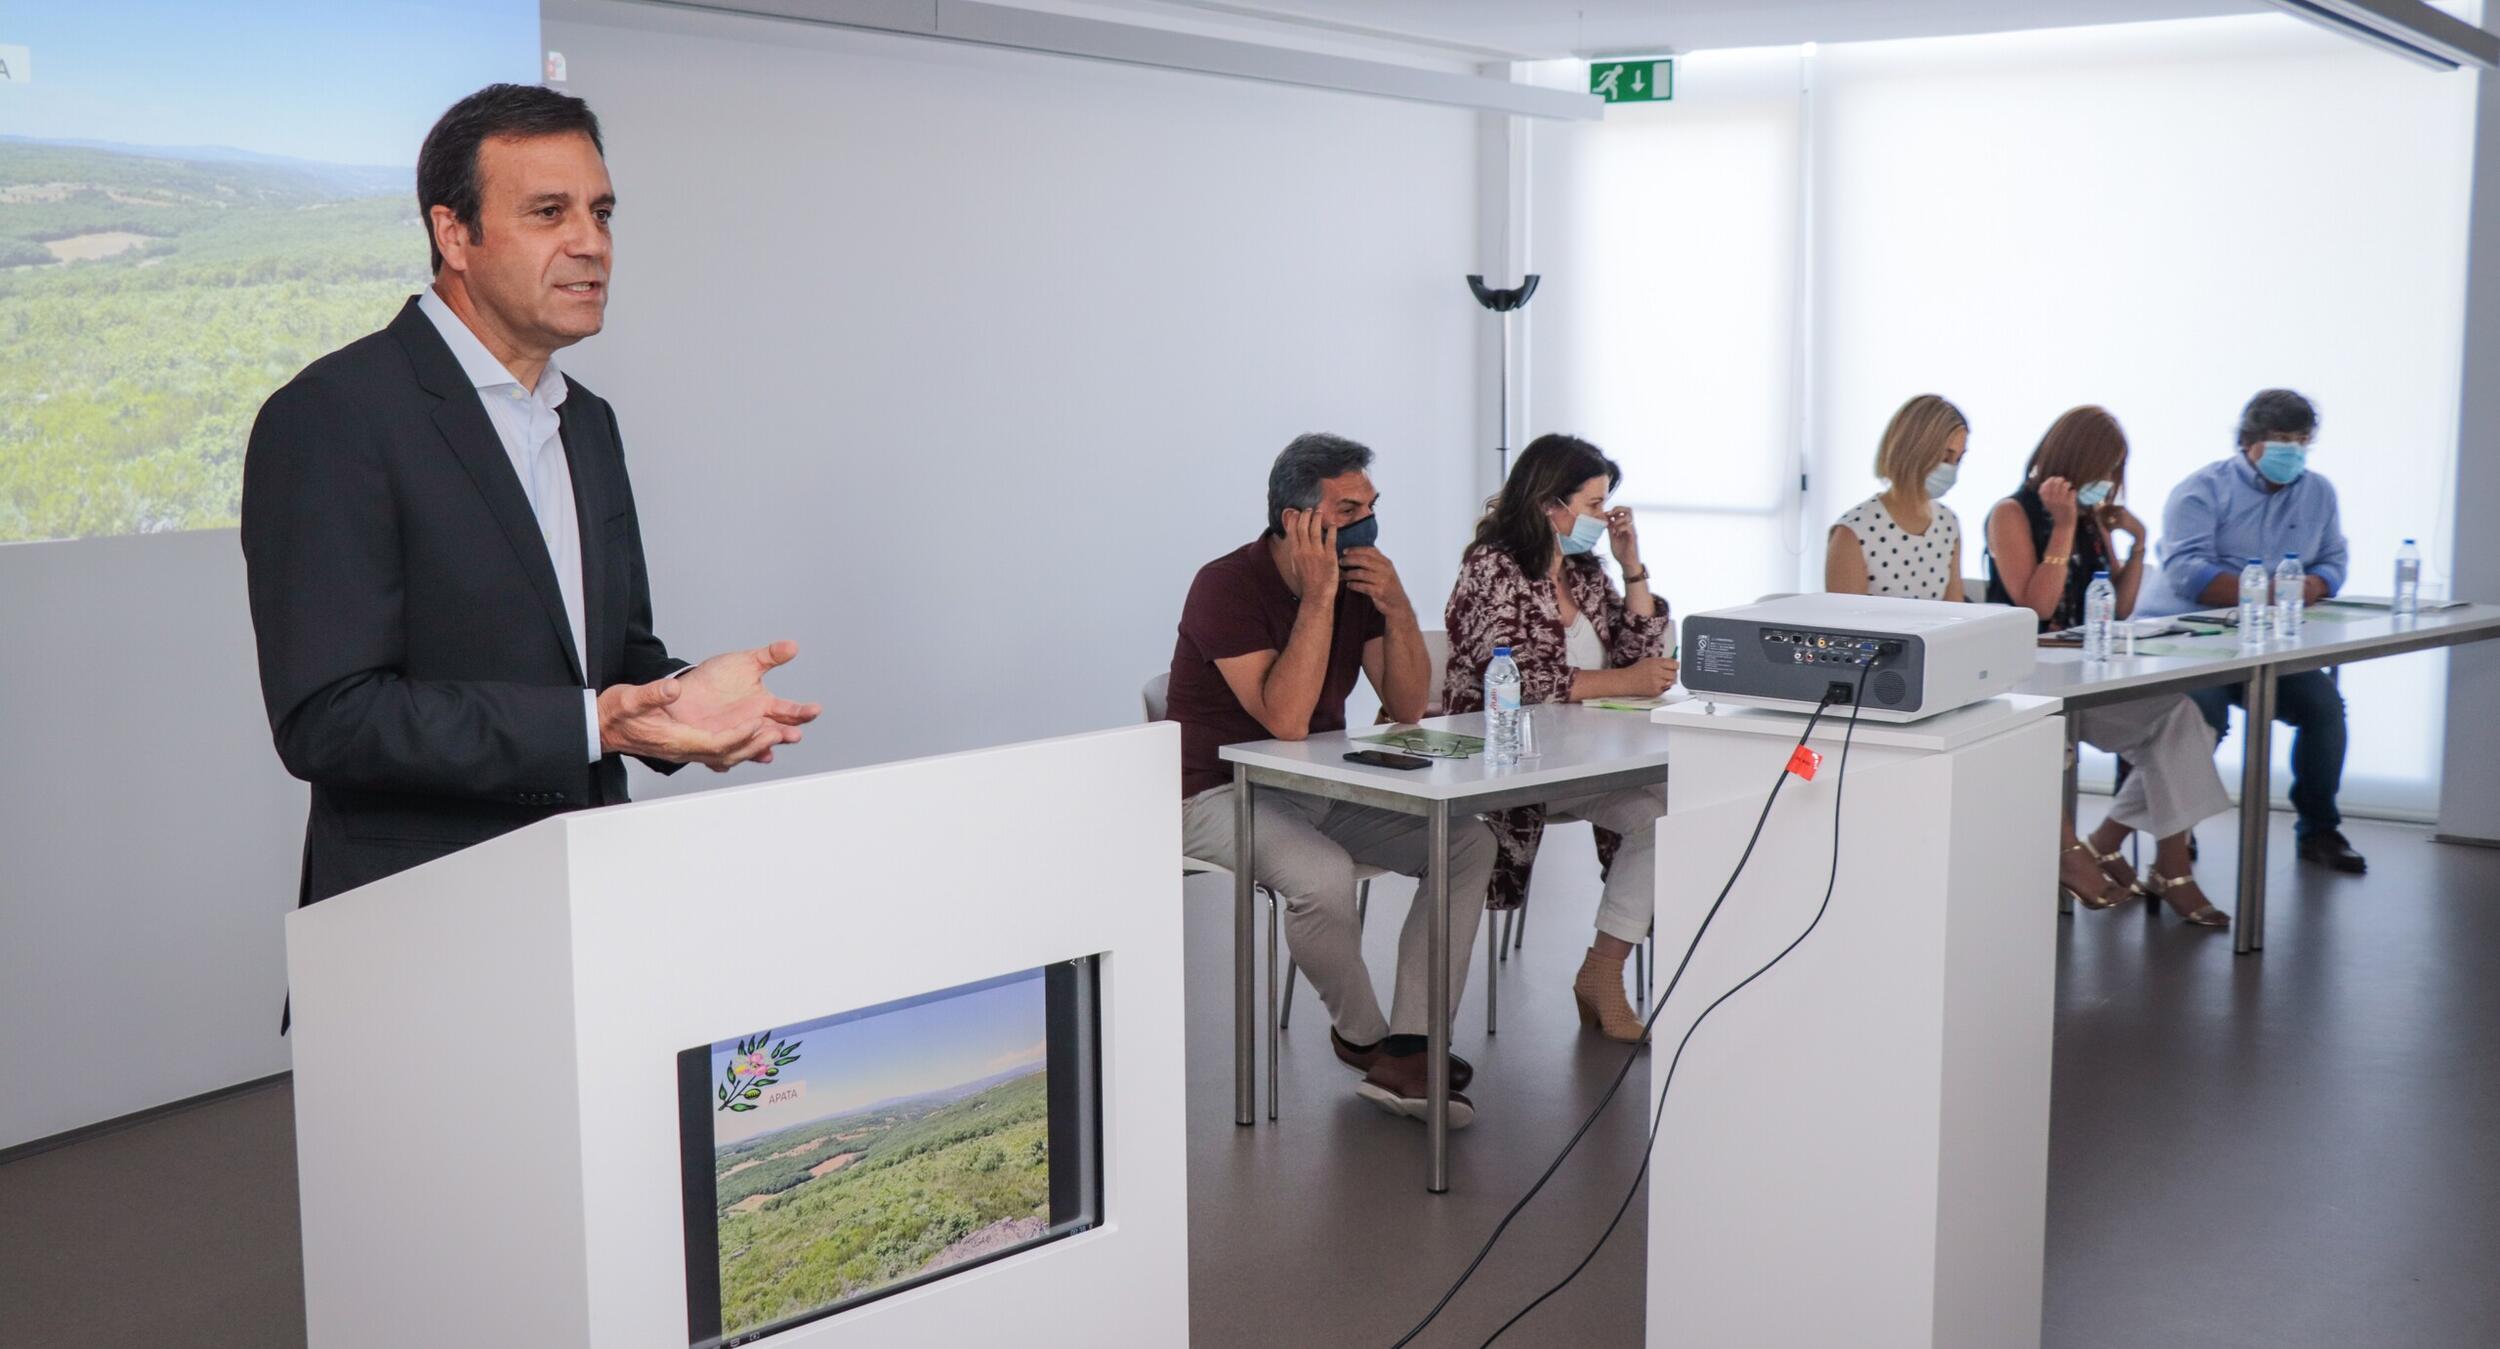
286, 724, 1190, 1349
1643, 696, 2063, 1349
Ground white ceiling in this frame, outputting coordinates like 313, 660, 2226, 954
1145, 0, 2270, 59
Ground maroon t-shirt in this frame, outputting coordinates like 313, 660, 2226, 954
1168, 537, 1385, 798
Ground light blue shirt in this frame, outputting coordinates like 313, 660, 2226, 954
415, 287, 601, 763
2139, 452, 2349, 618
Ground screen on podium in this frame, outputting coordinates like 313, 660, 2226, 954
675, 960, 1104, 1347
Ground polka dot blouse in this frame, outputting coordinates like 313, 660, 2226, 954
1836, 495, 1960, 600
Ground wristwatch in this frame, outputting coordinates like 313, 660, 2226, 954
1622, 567, 1650, 585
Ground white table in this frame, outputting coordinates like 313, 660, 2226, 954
1218, 704, 1675, 1192
2013, 602, 2500, 953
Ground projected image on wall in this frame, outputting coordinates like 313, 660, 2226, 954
677, 963, 1103, 1347
0, 2, 537, 544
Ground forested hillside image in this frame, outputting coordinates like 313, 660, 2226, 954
0, 138, 423, 543
711, 1068, 1054, 1336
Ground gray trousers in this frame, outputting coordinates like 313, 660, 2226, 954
1181, 785, 1497, 1044
2074, 694, 2233, 840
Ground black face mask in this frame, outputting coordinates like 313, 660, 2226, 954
1333, 513, 1379, 554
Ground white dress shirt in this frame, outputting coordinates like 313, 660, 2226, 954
416, 288, 602, 764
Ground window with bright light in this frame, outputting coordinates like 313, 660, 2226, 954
1524, 48, 1810, 622
1527, 13, 2479, 814
1808, 15, 2477, 813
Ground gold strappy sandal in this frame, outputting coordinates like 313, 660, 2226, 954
2060, 842, 2129, 911
2144, 871, 2229, 928
2089, 842, 2146, 897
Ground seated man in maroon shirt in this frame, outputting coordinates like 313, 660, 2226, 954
1168, 433, 1498, 1126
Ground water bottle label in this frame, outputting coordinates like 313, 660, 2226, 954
1491, 685, 1520, 713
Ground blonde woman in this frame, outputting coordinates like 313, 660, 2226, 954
1826, 394, 1969, 600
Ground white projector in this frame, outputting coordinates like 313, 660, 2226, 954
1678, 594, 2037, 722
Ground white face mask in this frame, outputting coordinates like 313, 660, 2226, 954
1923, 461, 1959, 498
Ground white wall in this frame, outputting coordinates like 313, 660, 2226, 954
0, 530, 307, 1148
2439, 68, 2500, 843
551, 0, 1488, 791
0, 0, 1488, 1149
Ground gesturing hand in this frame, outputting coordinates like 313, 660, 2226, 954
599, 640, 823, 772
1277, 508, 1339, 598
1340, 546, 1412, 619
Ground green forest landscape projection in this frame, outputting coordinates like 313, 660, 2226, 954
0, 138, 424, 543
711, 1068, 1054, 1337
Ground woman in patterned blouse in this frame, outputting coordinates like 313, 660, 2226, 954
1442, 434, 1678, 1041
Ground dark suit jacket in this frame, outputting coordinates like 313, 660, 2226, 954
242, 295, 685, 907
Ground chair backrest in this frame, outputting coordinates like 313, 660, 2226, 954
1141, 671, 1171, 723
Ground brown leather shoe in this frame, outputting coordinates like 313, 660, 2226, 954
1572, 948, 1649, 1044
1354, 1050, 1475, 1129
1331, 1029, 1471, 1090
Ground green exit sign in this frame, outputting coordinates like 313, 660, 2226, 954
1590, 58, 1672, 104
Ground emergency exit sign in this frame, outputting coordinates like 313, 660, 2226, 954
1590, 58, 1671, 104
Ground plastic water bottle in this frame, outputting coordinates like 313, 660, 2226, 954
2394, 539, 2423, 619
1485, 647, 1522, 767
2238, 558, 2271, 647
2082, 571, 2116, 662
2274, 553, 2305, 640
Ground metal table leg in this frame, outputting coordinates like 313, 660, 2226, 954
1485, 896, 1498, 1035
1427, 800, 1452, 1194
1267, 892, 1280, 1121
2060, 714, 2081, 916
1234, 765, 1257, 1126
2235, 669, 2276, 955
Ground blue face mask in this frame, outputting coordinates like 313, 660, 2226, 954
1923, 461, 1959, 499
1332, 513, 1378, 553
1556, 511, 1608, 556
2256, 441, 2309, 486
2076, 480, 2114, 509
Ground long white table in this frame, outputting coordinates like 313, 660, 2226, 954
2013, 602, 2500, 953
1218, 705, 1674, 1192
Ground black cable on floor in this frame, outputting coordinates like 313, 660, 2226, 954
1386, 682, 1850, 1349
1476, 660, 1873, 1347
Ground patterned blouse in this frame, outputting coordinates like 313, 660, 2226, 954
1442, 544, 1673, 910
1835, 495, 1961, 600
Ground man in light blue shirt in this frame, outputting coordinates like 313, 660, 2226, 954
2140, 389, 2364, 872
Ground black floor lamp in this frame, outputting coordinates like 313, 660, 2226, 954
1467, 273, 1540, 483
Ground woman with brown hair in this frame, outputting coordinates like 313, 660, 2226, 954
1442, 433, 1677, 1040
1986, 406, 2234, 927
1828, 393, 1969, 600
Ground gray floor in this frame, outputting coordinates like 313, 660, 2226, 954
4, 814, 2495, 1349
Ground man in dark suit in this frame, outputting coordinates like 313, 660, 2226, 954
242, 83, 819, 915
